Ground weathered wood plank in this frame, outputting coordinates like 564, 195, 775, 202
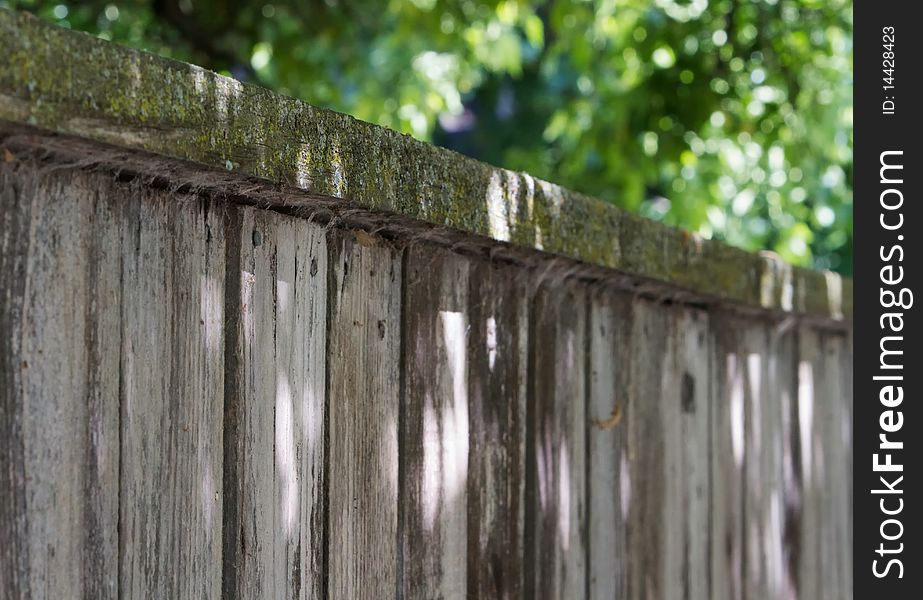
293, 218, 329, 600
674, 309, 711, 600
225, 207, 327, 598
400, 245, 470, 597
795, 328, 822, 600
796, 328, 852, 600
327, 231, 401, 598
713, 318, 804, 600
0, 160, 31, 598
824, 332, 852, 600
466, 261, 529, 599
765, 324, 798, 599
119, 188, 225, 598
623, 299, 673, 600
587, 292, 630, 599
1, 9, 854, 323
525, 280, 586, 599
621, 301, 709, 599
838, 329, 853, 600
741, 325, 772, 600
0, 165, 121, 599
710, 315, 747, 600
0, 159, 855, 600
235, 207, 276, 598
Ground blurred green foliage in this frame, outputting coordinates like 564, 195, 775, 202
5, 0, 853, 272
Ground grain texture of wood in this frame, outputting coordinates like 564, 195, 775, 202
466, 261, 529, 600
796, 328, 852, 600
739, 322, 802, 600
674, 309, 711, 600
400, 245, 471, 598
0, 165, 121, 599
838, 329, 853, 600
119, 189, 225, 598
587, 293, 631, 600
0, 157, 855, 600
525, 281, 586, 600
622, 301, 710, 599
740, 325, 772, 600
796, 328, 824, 600
765, 325, 798, 600
326, 231, 401, 599
823, 332, 852, 600
710, 316, 747, 600
225, 207, 327, 599
0, 162, 31, 598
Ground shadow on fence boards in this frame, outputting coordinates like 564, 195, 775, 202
0, 10, 851, 600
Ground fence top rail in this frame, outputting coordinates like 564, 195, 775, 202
0, 9, 850, 322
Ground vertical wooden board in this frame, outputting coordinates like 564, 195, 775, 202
586, 292, 630, 599
831, 332, 852, 600
817, 333, 845, 600
740, 324, 773, 600
621, 301, 709, 599
765, 325, 798, 600
234, 206, 275, 597
713, 319, 807, 600
327, 230, 401, 599
119, 189, 224, 598
294, 218, 329, 599
794, 328, 822, 600
838, 329, 853, 600
0, 159, 30, 597
799, 329, 851, 600
623, 299, 672, 600
226, 207, 327, 599
400, 245, 470, 597
77, 176, 123, 600
0, 166, 121, 598
466, 261, 529, 599
709, 315, 747, 600
525, 280, 586, 600
674, 309, 711, 600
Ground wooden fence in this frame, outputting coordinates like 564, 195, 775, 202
1, 10, 851, 599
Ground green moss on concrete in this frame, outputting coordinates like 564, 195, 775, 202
0, 8, 851, 320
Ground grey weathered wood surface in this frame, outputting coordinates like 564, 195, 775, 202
796, 328, 853, 600
226, 207, 326, 599
326, 230, 402, 599
119, 188, 225, 598
400, 245, 470, 597
622, 300, 705, 599
526, 281, 587, 599
0, 158, 852, 599
710, 316, 749, 600
624, 299, 669, 599
741, 324, 773, 600
587, 292, 630, 599
762, 325, 797, 600
674, 309, 711, 600
466, 260, 529, 599
0, 170, 122, 599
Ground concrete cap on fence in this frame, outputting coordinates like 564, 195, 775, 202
0, 9, 850, 322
